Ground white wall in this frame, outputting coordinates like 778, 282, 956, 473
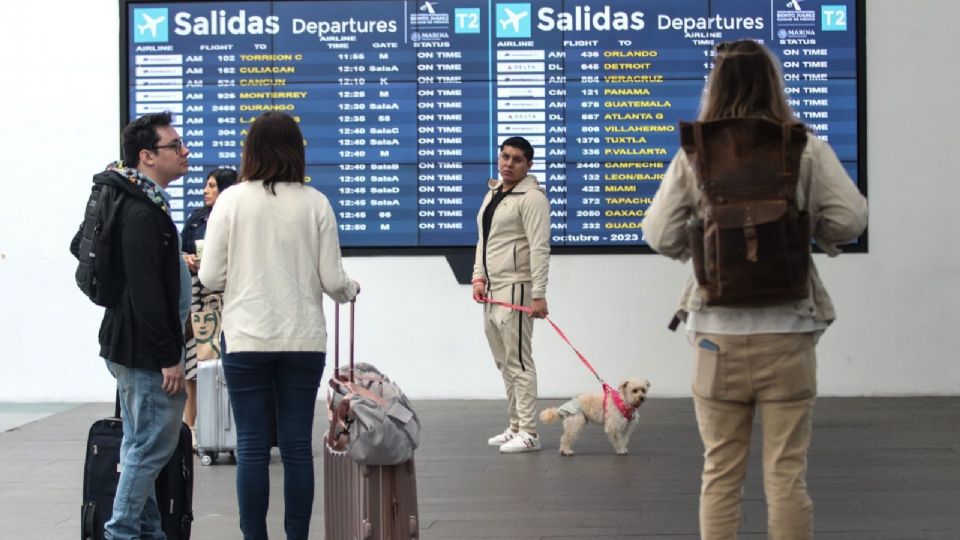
1, 0, 957, 401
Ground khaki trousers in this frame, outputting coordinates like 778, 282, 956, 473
692, 332, 816, 540
484, 283, 538, 433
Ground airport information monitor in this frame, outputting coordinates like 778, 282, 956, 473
122, 0, 865, 251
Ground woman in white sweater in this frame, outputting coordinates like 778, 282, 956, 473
199, 112, 358, 540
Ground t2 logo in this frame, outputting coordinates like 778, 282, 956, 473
821, 5, 847, 31
455, 8, 481, 34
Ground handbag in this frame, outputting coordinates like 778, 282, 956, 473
190, 294, 223, 361
325, 303, 420, 466
328, 363, 420, 466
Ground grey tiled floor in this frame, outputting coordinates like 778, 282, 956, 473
1, 397, 959, 539
0, 403, 77, 433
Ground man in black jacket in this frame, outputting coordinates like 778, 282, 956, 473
100, 112, 192, 539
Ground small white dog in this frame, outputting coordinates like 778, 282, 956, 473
539, 378, 651, 456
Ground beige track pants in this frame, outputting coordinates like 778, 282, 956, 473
484, 282, 538, 433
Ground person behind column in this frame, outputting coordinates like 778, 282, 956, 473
642, 39, 868, 539
180, 167, 237, 447
472, 136, 551, 454
199, 111, 359, 540
100, 111, 193, 539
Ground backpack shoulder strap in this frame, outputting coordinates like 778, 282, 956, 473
98, 183, 127, 237
777, 122, 809, 205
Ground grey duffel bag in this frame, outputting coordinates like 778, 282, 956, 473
329, 362, 420, 466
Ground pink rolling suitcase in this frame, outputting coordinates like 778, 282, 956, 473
323, 301, 419, 539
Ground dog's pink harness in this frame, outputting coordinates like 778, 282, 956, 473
603, 386, 638, 422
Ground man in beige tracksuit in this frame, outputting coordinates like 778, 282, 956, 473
472, 136, 551, 454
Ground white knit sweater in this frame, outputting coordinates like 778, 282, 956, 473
198, 181, 358, 352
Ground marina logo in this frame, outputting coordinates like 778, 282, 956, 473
133, 8, 169, 43
821, 5, 847, 31
778, 27, 816, 40
496, 3, 531, 38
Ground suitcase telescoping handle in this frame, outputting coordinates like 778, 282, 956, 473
329, 300, 356, 451
333, 300, 356, 383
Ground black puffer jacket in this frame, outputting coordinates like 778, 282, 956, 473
95, 170, 183, 371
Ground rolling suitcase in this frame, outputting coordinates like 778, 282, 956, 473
82, 393, 194, 539
81, 398, 123, 540
196, 359, 236, 466
323, 300, 420, 539
156, 422, 195, 539
195, 357, 279, 465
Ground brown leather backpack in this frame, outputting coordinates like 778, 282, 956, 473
680, 118, 810, 307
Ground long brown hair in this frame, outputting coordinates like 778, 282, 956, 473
699, 40, 798, 123
240, 112, 305, 194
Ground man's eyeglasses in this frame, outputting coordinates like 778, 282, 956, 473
151, 139, 186, 153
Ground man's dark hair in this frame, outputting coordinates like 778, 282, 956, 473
240, 112, 306, 194
500, 136, 534, 162
122, 112, 173, 168
207, 167, 238, 192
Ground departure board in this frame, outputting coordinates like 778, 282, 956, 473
122, 0, 864, 250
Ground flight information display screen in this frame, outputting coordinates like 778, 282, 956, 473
122, 0, 864, 251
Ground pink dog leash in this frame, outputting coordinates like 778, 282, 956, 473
477, 296, 636, 421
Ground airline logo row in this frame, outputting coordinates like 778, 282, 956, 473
133, 3, 847, 43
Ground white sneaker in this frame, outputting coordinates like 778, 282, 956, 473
487, 428, 518, 447
499, 431, 541, 453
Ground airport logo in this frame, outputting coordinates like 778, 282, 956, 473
821, 5, 847, 31
133, 8, 169, 43
411, 1, 449, 27
455, 8, 481, 34
496, 3, 531, 38
775, 0, 815, 27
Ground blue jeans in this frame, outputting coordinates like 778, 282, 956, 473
104, 360, 186, 540
222, 350, 325, 540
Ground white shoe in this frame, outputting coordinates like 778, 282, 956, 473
487, 428, 518, 447
499, 431, 541, 453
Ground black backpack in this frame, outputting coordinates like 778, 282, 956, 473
70, 172, 127, 308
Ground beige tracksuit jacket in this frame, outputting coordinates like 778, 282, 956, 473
472, 175, 551, 297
